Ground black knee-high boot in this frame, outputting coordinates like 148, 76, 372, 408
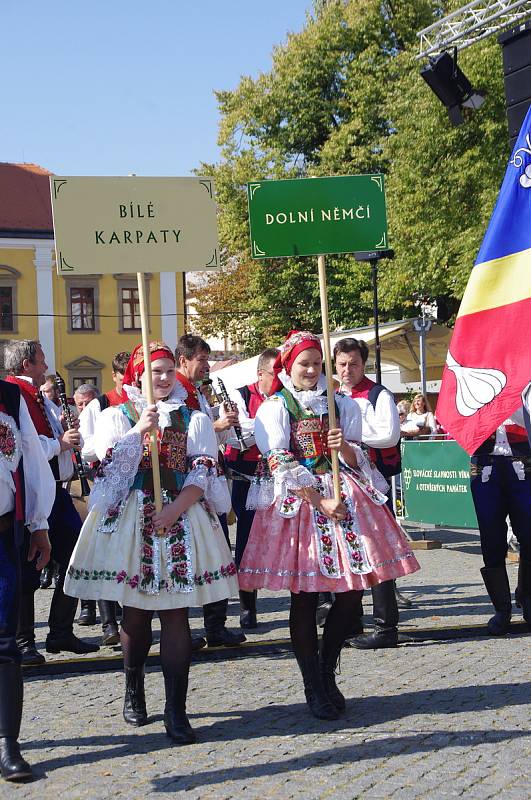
296, 655, 340, 720
163, 666, 196, 745
123, 666, 148, 726
320, 633, 345, 711
481, 566, 512, 635
0, 663, 32, 782
16, 592, 45, 665
515, 558, 531, 625
98, 601, 120, 645
290, 592, 339, 721
46, 572, 99, 654
239, 590, 258, 629
349, 580, 398, 649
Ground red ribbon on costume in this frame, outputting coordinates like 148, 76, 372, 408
175, 372, 201, 411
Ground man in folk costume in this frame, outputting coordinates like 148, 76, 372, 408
470, 410, 531, 634
333, 337, 406, 649
175, 334, 245, 648
222, 348, 279, 628
0, 379, 54, 781
75, 352, 130, 640
4, 340, 99, 661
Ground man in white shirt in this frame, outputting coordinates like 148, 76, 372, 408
4, 340, 99, 661
0, 378, 54, 782
333, 337, 406, 649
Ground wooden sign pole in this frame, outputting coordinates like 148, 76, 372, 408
137, 271, 163, 516
317, 254, 341, 503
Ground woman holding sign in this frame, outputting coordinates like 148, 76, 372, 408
239, 331, 419, 720
64, 342, 238, 745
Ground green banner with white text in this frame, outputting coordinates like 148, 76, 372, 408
401, 440, 478, 529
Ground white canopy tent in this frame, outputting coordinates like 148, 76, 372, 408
210, 318, 452, 393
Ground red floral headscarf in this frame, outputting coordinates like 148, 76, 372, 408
270, 330, 322, 393
122, 341, 175, 387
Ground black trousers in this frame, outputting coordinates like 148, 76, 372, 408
231, 479, 255, 567
0, 519, 21, 664
471, 456, 531, 568
20, 486, 82, 592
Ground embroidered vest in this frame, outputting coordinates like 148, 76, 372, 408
0, 381, 25, 527
279, 388, 339, 476
224, 382, 264, 474
348, 376, 402, 478
5, 376, 60, 480
119, 401, 192, 492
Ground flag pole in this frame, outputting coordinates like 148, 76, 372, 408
317, 254, 341, 502
137, 271, 163, 519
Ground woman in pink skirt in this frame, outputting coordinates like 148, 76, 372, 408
239, 330, 419, 720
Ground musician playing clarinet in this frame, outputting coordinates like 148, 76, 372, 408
223, 349, 279, 629
4, 340, 99, 661
175, 334, 246, 649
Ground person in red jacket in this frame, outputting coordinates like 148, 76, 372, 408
104, 351, 131, 407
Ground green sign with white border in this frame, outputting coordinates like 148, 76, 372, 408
401, 440, 478, 529
247, 174, 388, 259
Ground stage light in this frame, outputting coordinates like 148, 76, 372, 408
420, 49, 485, 126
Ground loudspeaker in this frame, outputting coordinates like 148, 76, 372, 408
499, 21, 531, 148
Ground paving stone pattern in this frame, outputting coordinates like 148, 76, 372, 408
4, 527, 530, 799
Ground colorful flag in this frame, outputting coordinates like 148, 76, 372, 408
436, 106, 531, 454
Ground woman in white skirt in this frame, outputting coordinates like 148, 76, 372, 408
65, 341, 238, 744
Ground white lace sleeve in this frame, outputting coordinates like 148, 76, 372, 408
246, 397, 316, 510
342, 444, 389, 495
89, 408, 143, 513
246, 448, 317, 510
89, 430, 143, 513
182, 411, 231, 514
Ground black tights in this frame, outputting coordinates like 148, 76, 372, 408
290, 590, 363, 661
121, 606, 191, 676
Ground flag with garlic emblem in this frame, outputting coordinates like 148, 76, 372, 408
437, 106, 531, 454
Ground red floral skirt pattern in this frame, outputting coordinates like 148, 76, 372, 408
239, 472, 419, 593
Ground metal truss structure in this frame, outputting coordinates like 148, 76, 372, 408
417, 0, 531, 59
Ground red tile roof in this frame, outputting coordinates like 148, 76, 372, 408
0, 162, 54, 234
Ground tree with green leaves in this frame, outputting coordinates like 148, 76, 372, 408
193, 1, 508, 355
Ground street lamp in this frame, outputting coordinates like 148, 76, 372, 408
354, 249, 394, 384
412, 293, 438, 395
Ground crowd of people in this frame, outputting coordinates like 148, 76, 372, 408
0, 332, 529, 782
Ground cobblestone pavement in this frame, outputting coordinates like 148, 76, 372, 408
4, 527, 530, 799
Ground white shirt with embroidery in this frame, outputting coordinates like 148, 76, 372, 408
0, 396, 55, 530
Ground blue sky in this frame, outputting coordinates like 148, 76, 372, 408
2, 1, 312, 176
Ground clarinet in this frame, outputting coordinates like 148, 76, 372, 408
54, 372, 91, 497
216, 378, 248, 452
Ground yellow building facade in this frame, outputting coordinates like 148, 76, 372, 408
0, 164, 186, 393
